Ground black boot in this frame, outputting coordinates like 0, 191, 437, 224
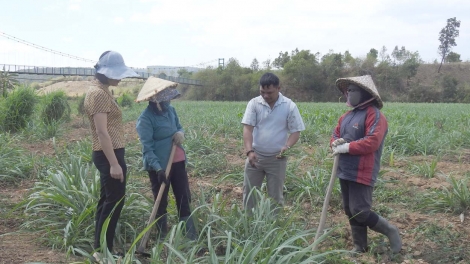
370, 216, 402, 253
156, 215, 167, 241
179, 216, 198, 241
350, 225, 368, 253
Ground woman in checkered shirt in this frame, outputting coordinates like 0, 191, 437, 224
84, 51, 138, 257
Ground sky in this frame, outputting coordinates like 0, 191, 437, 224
0, 0, 469, 69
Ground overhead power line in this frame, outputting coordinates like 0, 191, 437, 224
1, 31, 220, 69
0, 31, 96, 63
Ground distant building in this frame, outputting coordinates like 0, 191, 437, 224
146, 66, 202, 77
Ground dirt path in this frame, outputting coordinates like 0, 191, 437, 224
0, 181, 83, 263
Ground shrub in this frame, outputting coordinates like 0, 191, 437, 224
441, 75, 458, 102
132, 86, 140, 96
117, 92, 134, 108
30, 82, 41, 89
456, 84, 470, 103
40, 90, 71, 124
77, 94, 86, 115
408, 85, 441, 103
0, 86, 37, 132
0, 67, 19, 97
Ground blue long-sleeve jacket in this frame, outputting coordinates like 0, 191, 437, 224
136, 105, 184, 172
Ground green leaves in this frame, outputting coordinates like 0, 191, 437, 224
40, 90, 71, 124
0, 86, 37, 132
5, 99, 470, 262
421, 175, 470, 214
0, 66, 19, 98
117, 92, 134, 108
438, 17, 461, 73
0, 133, 34, 183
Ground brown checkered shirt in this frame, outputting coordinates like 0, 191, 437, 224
84, 80, 125, 151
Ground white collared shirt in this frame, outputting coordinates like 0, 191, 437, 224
241, 93, 305, 156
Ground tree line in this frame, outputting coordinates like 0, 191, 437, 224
178, 46, 467, 103
177, 17, 467, 103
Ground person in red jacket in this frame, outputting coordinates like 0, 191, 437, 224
330, 75, 402, 254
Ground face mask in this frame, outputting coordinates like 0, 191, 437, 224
347, 85, 362, 106
160, 101, 170, 112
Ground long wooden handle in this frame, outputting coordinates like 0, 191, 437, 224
137, 144, 177, 253
313, 154, 339, 251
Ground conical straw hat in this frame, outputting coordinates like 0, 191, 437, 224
335, 75, 383, 109
135, 76, 178, 103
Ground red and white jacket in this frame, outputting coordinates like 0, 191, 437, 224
330, 105, 388, 187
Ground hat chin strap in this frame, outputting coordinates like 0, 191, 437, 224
156, 102, 162, 111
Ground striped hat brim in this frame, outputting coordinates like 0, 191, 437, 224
135, 76, 178, 102
335, 75, 383, 109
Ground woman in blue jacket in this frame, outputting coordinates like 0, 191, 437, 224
136, 87, 197, 241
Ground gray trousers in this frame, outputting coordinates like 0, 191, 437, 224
339, 179, 379, 227
243, 153, 287, 212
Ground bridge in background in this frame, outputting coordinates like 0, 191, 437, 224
1, 64, 203, 86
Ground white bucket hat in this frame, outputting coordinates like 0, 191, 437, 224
335, 75, 383, 109
95, 51, 139, 80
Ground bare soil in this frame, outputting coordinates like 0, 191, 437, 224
0, 180, 82, 264
415, 63, 470, 87
1, 119, 469, 263
37, 81, 93, 97
36, 79, 144, 98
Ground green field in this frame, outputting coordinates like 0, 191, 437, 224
1, 98, 470, 263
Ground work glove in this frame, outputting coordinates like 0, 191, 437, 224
331, 138, 347, 148
333, 143, 350, 155
156, 169, 169, 185
173, 131, 185, 145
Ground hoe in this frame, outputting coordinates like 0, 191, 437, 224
313, 154, 339, 251
136, 144, 176, 257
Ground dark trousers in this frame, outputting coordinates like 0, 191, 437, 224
92, 148, 127, 251
148, 161, 191, 218
339, 179, 379, 227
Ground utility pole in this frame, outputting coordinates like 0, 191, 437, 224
218, 58, 224, 68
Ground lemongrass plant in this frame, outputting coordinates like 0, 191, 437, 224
0, 132, 35, 183
0, 85, 37, 132
421, 175, 470, 214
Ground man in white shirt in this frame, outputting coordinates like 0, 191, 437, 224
241, 72, 305, 213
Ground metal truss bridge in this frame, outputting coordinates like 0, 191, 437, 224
1, 64, 203, 86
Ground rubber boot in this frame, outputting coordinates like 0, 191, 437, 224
370, 216, 402, 253
179, 216, 198, 240
156, 215, 167, 241
350, 225, 368, 253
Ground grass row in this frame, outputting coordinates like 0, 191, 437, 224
0, 93, 469, 263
